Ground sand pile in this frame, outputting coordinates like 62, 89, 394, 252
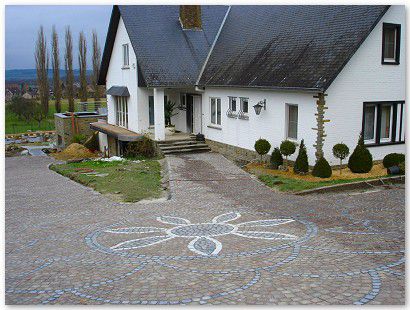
52, 143, 98, 161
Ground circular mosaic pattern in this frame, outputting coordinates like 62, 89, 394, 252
169, 223, 235, 237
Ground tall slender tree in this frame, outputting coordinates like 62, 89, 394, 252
64, 26, 75, 112
35, 25, 49, 115
91, 30, 102, 102
51, 26, 62, 113
78, 31, 88, 102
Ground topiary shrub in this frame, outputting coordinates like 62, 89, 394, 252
254, 138, 271, 162
293, 139, 309, 174
382, 153, 405, 168
332, 143, 350, 175
83, 131, 99, 152
280, 140, 296, 169
312, 156, 332, 178
348, 133, 373, 173
270, 147, 283, 169
72, 134, 87, 144
124, 136, 156, 158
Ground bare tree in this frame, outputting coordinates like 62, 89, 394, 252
91, 30, 102, 101
78, 31, 88, 102
35, 26, 49, 115
51, 26, 62, 113
64, 26, 75, 112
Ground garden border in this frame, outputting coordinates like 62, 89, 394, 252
294, 175, 405, 195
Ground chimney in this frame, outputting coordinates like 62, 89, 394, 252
179, 5, 202, 29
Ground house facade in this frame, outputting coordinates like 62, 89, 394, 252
96, 5, 405, 165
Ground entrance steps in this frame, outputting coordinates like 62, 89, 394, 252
157, 135, 211, 155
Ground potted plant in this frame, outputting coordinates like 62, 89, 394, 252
165, 100, 178, 135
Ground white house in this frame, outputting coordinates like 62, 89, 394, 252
95, 5, 405, 165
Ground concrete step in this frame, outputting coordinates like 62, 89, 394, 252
162, 146, 211, 155
158, 140, 202, 147
157, 138, 197, 145
159, 143, 209, 151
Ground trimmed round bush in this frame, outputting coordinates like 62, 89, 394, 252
280, 140, 296, 157
312, 157, 332, 178
124, 136, 156, 158
270, 147, 283, 169
84, 131, 99, 152
254, 138, 271, 161
348, 134, 373, 173
293, 139, 309, 174
382, 153, 405, 168
332, 143, 350, 175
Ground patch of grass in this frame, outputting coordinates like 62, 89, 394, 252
50, 158, 162, 202
258, 174, 389, 192
5, 98, 106, 134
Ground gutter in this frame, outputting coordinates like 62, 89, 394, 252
195, 5, 231, 86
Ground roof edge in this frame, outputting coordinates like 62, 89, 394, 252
196, 84, 323, 93
195, 5, 231, 86
98, 5, 120, 85
323, 5, 390, 91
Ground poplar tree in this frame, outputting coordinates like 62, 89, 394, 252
51, 26, 62, 113
78, 31, 88, 102
91, 30, 102, 101
35, 26, 49, 115
64, 26, 75, 112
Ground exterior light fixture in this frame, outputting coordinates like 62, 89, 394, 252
253, 99, 266, 115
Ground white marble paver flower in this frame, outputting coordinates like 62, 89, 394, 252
106, 212, 298, 256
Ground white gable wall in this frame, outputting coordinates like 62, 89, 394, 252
105, 17, 139, 132
324, 5, 405, 165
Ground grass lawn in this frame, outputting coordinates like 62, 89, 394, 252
50, 158, 163, 203
5, 98, 106, 134
246, 162, 392, 193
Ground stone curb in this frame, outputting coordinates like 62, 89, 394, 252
294, 175, 405, 195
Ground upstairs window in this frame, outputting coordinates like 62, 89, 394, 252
122, 44, 129, 67
382, 23, 400, 65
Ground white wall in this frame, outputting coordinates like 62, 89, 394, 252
325, 5, 405, 165
105, 17, 139, 132
202, 87, 317, 164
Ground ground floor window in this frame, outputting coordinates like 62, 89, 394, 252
148, 95, 168, 127
210, 97, 221, 125
115, 96, 128, 128
362, 101, 405, 145
240, 97, 249, 113
286, 104, 298, 140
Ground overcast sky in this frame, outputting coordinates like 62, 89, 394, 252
5, 5, 112, 70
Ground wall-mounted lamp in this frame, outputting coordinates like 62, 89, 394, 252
253, 99, 266, 115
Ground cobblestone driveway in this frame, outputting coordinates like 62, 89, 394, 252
5, 153, 405, 305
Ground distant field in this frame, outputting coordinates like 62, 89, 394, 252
5, 98, 107, 134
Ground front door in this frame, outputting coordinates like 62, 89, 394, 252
186, 95, 193, 133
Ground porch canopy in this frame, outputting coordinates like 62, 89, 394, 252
106, 86, 130, 97
90, 122, 143, 142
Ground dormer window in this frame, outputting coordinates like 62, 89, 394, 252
122, 43, 129, 68
382, 23, 400, 65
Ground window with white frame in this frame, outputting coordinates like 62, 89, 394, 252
210, 97, 221, 125
362, 101, 405, 145
286, 104, 298, 140
122, 44, 129, 67
228, 96, 237, 112
382, 23, 400, 65
115, 96, 128, 128
240, 97, 249, 113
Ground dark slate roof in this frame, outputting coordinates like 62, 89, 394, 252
198, 5, 389, 91
98, 5, 228, 87
106, 86, 130, 97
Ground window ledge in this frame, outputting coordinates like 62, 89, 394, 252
207, 124, 222, 130
365, 141, 405, 147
